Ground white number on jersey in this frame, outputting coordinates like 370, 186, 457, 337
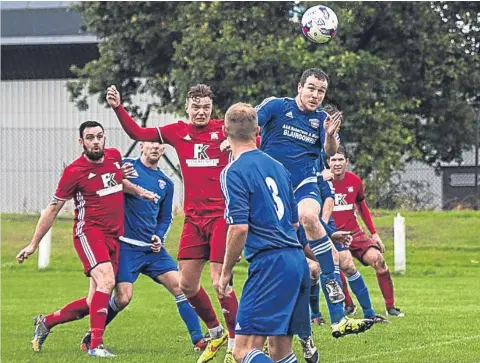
265, 177, 285, 220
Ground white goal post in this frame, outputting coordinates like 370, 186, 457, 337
394, 213, 406, 273
38, 209, 52, 269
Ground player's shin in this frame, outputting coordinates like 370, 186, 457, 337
44, 297, 89, 329
376, 270, 395, 310
347, 272, 375, 318
89, 291, 110, 349
309, 279, 321, 319
340, 271, 355, 308
218, 289, 238, 347
104, 296, 120, 327
187, 287, 221, 332
175, 293, 204, 344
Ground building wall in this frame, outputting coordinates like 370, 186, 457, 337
1, 79, 183, 214
1, 79, 476, 213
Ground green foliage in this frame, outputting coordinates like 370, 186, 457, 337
68, 2, 480, 204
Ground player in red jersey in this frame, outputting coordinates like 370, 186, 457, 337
16, 121, 127, 357
329, 146, 404, 317
107, 84, 238, 363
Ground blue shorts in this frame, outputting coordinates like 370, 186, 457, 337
236, 248, 311, 337
294, 182, 322, 206
116, 243, 178, 284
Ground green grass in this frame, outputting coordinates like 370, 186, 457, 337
2, 211, 480, 363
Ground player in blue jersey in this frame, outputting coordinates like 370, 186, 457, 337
255, 69, 380, 340
216, 103, 312, 363
80, 141, 208, 353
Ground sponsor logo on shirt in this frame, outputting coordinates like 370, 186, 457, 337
186, 144, 219, 167
96, 173, 123, 197
333, 193, 354, 211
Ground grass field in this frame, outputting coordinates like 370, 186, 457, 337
2, 211, 480, 363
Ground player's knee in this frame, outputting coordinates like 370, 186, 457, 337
342, 264, 357, 277
371, 254, 387, 273
179, 280, 197, 298
115, 294, 132, 310
232, 346, 247, 362
300, 211, 321, 232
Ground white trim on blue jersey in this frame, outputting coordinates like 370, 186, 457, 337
220, 158, 238, 225
119, 236, 152, 247
254, 96, 277, 112
293, 176, 318, 193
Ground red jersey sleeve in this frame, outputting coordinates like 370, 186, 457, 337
157, 123, 180, 146
356, 178, 366, 202
114, 105, 161, 142
54, 166, 78, 201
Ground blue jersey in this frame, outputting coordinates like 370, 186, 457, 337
220, 149, 301, 261
255, 97, 328, 189
120, 157, 174, 250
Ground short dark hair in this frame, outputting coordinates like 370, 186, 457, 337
224, 103, 258, 142
79, 121, 104, 138
187, 84, 214, 100
334, 145, 349, 159
299, 68, 329, 86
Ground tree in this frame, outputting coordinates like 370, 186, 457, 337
69, 1, 480, 206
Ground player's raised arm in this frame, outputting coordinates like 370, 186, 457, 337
354, 181, 383, 249
16, 198, 66, 263
106, 86, 160, 142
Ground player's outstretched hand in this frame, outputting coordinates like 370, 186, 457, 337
16, 243, 37, 264
325, 111, 342, 136
220, 139, 231, 153
121, 162, 135, 179
151, 235, 162, 253
106, 85, 121, 108
215, 271, 233, 298
372, 233, 385, 253
331, 231, 353, 247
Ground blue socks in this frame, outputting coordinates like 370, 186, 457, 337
347, 272, 375, 318
242, 349, 274, 362
310, 235, 335, 275
175, 294, 203, 344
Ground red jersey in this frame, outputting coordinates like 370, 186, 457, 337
54, 148, 124, 238
157, 120, 229, 218
331, 171, 365, 232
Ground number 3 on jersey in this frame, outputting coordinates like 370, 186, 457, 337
265, 177, 285, 220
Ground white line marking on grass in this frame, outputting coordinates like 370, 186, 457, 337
343, 335, 480, 362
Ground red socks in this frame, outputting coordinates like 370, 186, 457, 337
218, 290, 238, 339
187, 287, 220, 329
44, 297, 89, 329
340, 271, 354, 308
376, 270, 395, 309
89, 291, 110, 349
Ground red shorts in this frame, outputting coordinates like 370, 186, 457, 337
349, 231, 381, 266
177, 216, 228, 263
74, 229, 120, 276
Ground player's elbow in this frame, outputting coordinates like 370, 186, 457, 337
229, 224, 249, 236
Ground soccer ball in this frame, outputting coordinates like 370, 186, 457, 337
301, 5, 338, 44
